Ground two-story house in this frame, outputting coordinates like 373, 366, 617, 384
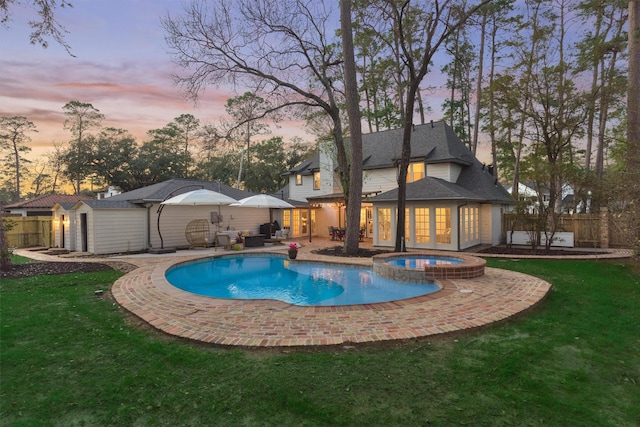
47, 121, 512, 255
282, 120, 514, 251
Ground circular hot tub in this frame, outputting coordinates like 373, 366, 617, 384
373, 252, 486, 282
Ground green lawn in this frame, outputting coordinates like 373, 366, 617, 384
1, 257, 639, 426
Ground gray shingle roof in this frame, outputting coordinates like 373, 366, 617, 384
455, 160, 514, 203
295, 120, 514, 204
106, 179, 255, 203
81, 200, 144, 209
285, 120, 478, 175
370, 177, 483, 202
5, 194, 94, 209
370, 164, 514, 203
285, 153, 318, 176
270, 184, 308, 207
360, 121, 475, 169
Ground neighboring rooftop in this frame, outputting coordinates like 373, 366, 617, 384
106, 179, 255, 204
4, 194, 95, 209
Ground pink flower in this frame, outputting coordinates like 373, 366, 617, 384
289, 243, 299, 249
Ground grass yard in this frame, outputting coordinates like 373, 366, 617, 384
1, 256, 639, 426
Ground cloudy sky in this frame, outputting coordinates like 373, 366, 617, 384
1, 0, 460, 162
1, 0, 316, 160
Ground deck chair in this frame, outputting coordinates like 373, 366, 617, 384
215, 233, 232, 250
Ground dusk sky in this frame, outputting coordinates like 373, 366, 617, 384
1, 0, 458, 162
1, 0, 315, 160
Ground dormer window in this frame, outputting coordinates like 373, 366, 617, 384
313, 171, 320, 189
406, 162, 425, 183
296, 174, 302, 185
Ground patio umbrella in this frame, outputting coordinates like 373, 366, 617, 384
230, 194, 295, 209
153, 189, 237, 252
161, 189, 237, 206
230, 194, 295, 225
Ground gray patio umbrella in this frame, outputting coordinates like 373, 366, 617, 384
152, 189, 237, 252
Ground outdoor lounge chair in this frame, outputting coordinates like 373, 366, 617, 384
185, 219, 210, 248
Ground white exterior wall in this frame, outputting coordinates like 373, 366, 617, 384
318, 141, 338, 194
67, 211, 78, 251
313, 205, 339, 239
491, 205, 503, 245
52, 208, 70, 249
288, 174, 324, 202
479, 204, 503, 246
73, 204, 147, 255
149, 204, 271, 249
92, 210, 147, 254
426, 163, 462, 183
362, 169, 399, 194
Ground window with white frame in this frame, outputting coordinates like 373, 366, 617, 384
377, 208, 392, 242
404, 209, 411, 243
406, 162, 425, 183
313, 171, 320, 189
415, 207, 430, 243
435, 207, 451, 244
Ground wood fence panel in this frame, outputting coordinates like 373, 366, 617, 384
566, 214, 600, 247
2, 217, 52, 248
608, 215, 632, 247
501, 212, 628, 248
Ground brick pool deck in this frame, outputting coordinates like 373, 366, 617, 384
15, 242, 633, 348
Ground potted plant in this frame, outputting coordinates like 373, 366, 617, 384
288, 242, 299, 259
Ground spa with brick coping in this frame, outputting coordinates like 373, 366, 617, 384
373, 252, 486, 281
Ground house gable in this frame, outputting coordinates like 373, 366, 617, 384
426, 163, 463, 183
285, 120, 488, 201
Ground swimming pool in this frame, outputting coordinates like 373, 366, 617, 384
165, 254, 439, 306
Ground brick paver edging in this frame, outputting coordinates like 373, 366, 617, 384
111, 252, 552, 348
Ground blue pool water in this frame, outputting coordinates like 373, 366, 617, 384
387, 256, 463, 269
165, 255, 439, 306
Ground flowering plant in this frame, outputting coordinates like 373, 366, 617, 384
289, 242, 300, 249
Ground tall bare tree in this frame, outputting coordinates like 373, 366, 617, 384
224, 93, 271, 190
163, 0, 366, 253
62, 100, 104, 193
0, 116, 35, 202
173, 113, 201, 177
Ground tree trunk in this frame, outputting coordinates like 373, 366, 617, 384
472, 12, 486, 156
0, 217, 11, 271
628, 0, 640, 254
629, 1, 640, 157
340, 0, 363, 255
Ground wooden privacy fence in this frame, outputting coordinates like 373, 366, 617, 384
2, 216, 52, 248
502, 208, 630, 248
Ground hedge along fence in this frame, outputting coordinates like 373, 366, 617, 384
502, 208, 632, 248
2, 216, 52, 248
